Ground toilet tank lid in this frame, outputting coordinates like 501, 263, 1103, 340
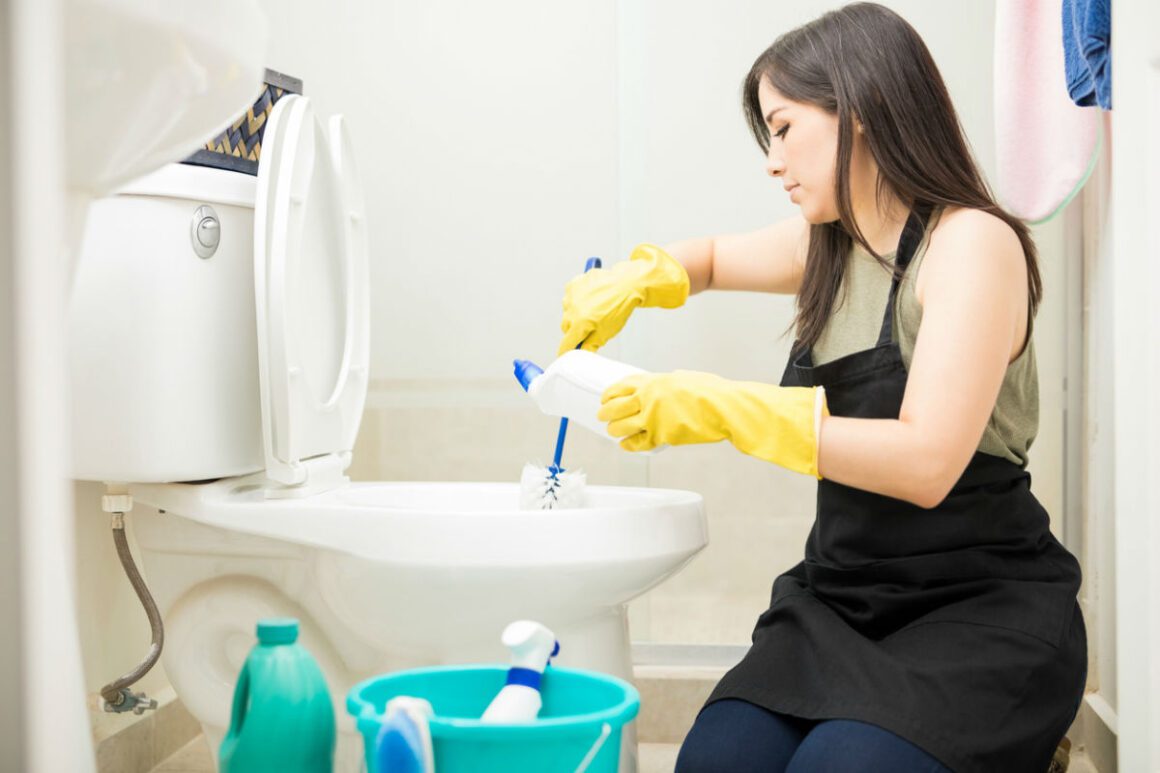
112, 163, 257, 207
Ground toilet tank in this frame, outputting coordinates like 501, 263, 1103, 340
69, 164, 266, 482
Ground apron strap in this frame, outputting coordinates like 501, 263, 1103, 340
875, 204, 934, 348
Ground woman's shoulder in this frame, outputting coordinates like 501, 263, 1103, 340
915, 206, 1026, 302
928, 206, 1021, 254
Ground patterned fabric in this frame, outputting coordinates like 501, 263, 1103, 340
182, 68, 303, 175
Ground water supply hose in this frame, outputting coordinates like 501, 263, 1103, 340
98, 506, 163, 714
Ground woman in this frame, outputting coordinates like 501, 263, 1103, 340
558, 4, 1086, 772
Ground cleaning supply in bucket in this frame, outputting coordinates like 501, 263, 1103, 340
219, 618, 335, 773
347, 664, 640, 773
480, 621, 560, 722
375, 696, 435, 773
516, 257, 602, 511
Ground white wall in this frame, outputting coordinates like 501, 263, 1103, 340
1110, 1, 1160, 768
10, 0, 97, 768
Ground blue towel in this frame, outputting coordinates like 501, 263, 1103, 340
1062, 0, 1112, 109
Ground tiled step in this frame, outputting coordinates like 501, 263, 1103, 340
634, 664, 723, 746
150, 736, 211, 772
639, 742, 681, 772
90, 688, 201, 773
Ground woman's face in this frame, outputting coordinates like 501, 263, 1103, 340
758, 76, 866, 224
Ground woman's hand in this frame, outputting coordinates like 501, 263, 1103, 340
597, 370, 827, 478
557, 244, 689, 355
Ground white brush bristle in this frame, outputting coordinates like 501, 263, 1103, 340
519, 463, 587, 510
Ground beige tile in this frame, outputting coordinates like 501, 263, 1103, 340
96, 709, 154, 773
1068, 752, 1098, 773
151, 698, 203, 765
630, 509, 812, 644
634, 666, 724, 745
151, 736, 214, 772
89, 693, 150, 747
346, 406, 385, 481
639, 742, 681, 773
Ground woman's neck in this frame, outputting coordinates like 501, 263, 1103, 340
847, 158, 911, 254
849, 193, 910, 256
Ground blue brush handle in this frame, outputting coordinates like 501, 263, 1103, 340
551, 256, 603, 473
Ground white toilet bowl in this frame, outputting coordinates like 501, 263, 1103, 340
128, 478, 706, 771
70, 93, 707, 772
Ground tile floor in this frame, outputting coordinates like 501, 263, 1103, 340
151, 735, 1097, 773
151, 736, 684, 772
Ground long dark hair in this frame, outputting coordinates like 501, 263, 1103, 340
742, 2, 1041, 351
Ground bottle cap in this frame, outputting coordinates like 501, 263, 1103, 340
513, 359, 544, 392
256, 618, 299, 645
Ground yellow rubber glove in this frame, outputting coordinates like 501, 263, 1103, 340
596, 371, 829, 479
558, 243, 690, 355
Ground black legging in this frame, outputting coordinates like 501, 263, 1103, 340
675, 699, 953, 772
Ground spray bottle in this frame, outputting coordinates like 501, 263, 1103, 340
480, 621, 560, 723
514, 350, 657, 446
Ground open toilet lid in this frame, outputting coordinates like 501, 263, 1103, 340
254, 94, 370, 487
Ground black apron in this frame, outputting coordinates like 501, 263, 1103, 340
704, 208, 1087, 773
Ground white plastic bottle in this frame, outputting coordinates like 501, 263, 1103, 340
479, 621, 560, 723
513, 350, 651, 444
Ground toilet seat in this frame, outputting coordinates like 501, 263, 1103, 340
254, 95, 370, 495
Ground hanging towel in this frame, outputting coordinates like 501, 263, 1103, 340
994, 0, 1101, 223
1062, 0, 1112, 109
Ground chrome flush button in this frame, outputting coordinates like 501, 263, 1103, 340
191, 205, 220, 259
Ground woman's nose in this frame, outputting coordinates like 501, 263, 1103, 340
765, 147, 784, 177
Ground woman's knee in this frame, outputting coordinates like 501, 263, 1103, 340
786, 719, 951, 773
675, 699, 809, 773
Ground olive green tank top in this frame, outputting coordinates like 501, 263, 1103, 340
811, 223, 1038, 467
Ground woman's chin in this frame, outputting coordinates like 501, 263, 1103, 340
799, 207, 825, 224
798, 203, 839, 225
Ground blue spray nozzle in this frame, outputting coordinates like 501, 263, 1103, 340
584, 257, 602, 271
513, 359, 544, 392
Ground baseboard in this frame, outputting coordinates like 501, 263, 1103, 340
1069, 692, 1117, 773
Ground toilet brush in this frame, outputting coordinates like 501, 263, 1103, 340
518, 257, 601, 510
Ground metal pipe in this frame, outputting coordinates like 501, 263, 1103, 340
98, 511, 163, 714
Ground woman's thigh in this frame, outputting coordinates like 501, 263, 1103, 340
786, 719, 952, 772
675, 699, 814, 773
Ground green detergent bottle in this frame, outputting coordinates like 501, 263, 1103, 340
220, 618, 336, 773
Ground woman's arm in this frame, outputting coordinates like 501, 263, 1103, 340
663, 213, 810, 295
816, 209, 1030, 507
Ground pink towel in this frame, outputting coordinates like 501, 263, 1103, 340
993, 0, 1100, 223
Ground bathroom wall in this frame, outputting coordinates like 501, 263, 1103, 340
71, 0, 1074, 700
321, 0, 1066, 647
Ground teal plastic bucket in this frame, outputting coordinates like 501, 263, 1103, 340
347, 665, 640, 773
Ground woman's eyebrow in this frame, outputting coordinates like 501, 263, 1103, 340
764, 106, 786, 126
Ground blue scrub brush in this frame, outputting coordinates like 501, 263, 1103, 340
518, 257, 601, 510
375, 696, 435, 773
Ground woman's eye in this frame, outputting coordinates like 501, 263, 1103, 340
774, 125, 789, 139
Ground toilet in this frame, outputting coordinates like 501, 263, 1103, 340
68, 94, 707, 772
